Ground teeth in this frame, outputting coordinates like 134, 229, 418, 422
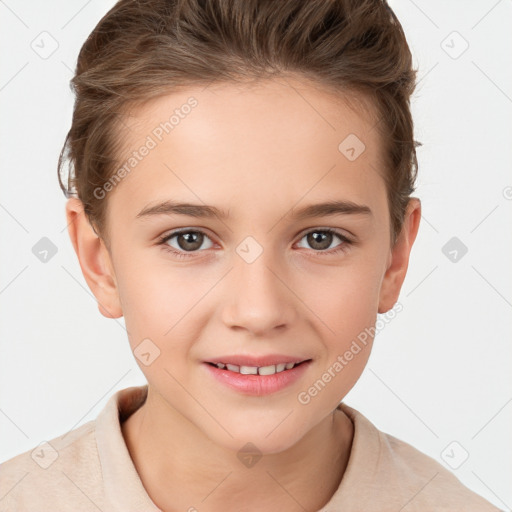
215, 362, 299, 375
259, 365, 277, 376
240, 365, 258, 375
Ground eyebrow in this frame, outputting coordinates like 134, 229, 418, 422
135, 199, 372, 221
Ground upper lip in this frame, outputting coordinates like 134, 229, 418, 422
205, 354, 312, 367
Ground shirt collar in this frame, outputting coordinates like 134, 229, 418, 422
95, 384, 161, 512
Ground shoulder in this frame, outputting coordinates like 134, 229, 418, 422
0, 420, 106, 511
331, 404, 502, 512
377, 431, 499, 510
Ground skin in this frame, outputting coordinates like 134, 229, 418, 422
66, 76, 421, 512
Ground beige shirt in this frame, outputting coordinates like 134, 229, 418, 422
0, 384, 501, 511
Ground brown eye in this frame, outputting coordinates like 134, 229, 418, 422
174, 231, 204, 251
306, 231, 334, 250
158, 229, 214, 257
296, 228, 353, 256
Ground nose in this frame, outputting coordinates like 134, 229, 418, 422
220, 246, 297, 336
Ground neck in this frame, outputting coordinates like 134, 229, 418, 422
121, 388, 354, 512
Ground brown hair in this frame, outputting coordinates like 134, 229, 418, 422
58, 0, 420, 249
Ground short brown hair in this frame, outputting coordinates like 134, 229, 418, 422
58, 0, 420, 249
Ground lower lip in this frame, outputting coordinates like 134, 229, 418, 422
203, 361, 312, 396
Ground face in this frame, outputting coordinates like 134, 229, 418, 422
68, 76, 419, 455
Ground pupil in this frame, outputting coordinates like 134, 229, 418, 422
309, 231, 331, 250
179, 232, 202, 251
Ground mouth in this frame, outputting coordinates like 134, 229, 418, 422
205, 359, 312, 376
203, 358, 313, 396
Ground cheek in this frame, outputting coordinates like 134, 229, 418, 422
115, 259, 211, 359
114, 261, 177, 341
298, 256, 382, 329
296, 258, 381, 387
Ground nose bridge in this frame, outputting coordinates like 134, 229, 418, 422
221, 239, 295, 334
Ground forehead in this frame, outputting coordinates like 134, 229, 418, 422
107, 77, 386, 226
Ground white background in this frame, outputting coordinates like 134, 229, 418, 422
0, 0, 511, 509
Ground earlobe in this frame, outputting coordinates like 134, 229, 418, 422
65, 197, 123, 319
378, 198, 421, 314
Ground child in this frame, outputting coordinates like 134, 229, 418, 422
0, 0, 501, 510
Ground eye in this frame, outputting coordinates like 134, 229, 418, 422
157, 229, 214, 259
296, 228, 352, 256
157, 227, 354, 260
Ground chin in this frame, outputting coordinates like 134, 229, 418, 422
205, 421, 306, 457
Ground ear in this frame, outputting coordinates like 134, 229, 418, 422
378, 198, 421, 314
65, 197, 123, 319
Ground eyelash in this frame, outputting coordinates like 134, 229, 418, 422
156, 228, 354, 260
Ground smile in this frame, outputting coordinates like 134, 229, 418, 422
208, 361, 304, 375
204, 359, 312, 396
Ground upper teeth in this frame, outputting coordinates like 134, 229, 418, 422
215, 362, 297, 375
